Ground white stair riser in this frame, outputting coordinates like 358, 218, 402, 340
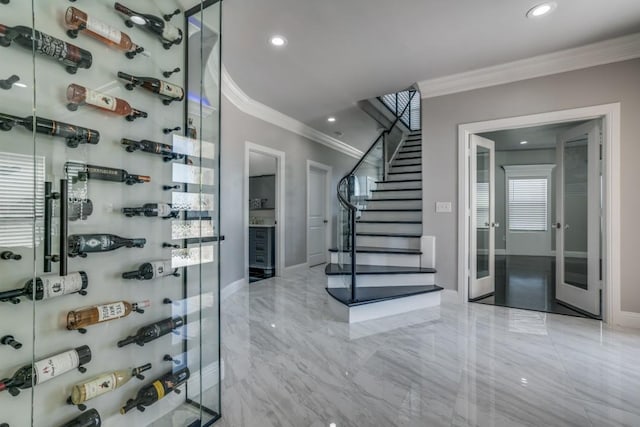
360, 210, 421, 221
330, 252, 420, 267
389, 165, 421, 173
386, 172, 421, 181
357, 222, 422, 234
371, 190, 422, 199
377, 181, 422, 190
327, 273, 435, 288
328, 290, 441, 323
393, 157, 422, 166
366, 199, 421, 210
357, 235, 421, 250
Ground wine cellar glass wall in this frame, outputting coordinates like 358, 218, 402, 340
0, 0, 222, 425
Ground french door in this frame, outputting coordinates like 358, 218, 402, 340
555, 120, 602, 317
469, 135, 496, 300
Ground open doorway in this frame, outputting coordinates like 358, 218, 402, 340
458, 104, 621, 323
245, 143, 285, 283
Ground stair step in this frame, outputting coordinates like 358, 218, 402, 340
376, 179, 421, 184
329, 248, 421, 267
325, 264, 436, 275
365, 198, 421, 201
360, 210, 421, 221
356, 220, 422, 234
395, 155, 422, 161
386, 172, 421, 182
371, 188, 422, 192
329, 246, 422, 255
357, 220, 421, 224
388, 170, 421, 175
365, 199, 421, 209
326, 285, 442, 307
356, 232, 421, 238
393, 158, 422, 166
364, 208, 421, 212
389, 164, 421, 172
399, 149, 421, 155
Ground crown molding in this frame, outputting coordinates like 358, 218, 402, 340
221, 66, 363, 159
418, 32, 640, 99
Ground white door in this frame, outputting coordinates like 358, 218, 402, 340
555, 120, 601, 317
470, 135, 496, 300
308, 166, 328, 267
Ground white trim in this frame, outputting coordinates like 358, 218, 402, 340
418, 33, 640, 99
283, 262, 311, 275
221, 278, 247, 301
617, 311, 640, 329
441, 289, 460, 302
245, 142, 286, 280
222, 66, 362, 159
458, 103, 621, 325
306, 160, 333, 267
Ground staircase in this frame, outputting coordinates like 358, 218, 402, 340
325, 95, 443, 323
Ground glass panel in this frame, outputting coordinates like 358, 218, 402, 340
563, 139, 588, 289
476, 146, 490, 279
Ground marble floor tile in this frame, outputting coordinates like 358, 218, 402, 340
217, 266, 640, 427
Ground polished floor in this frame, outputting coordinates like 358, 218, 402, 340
218, 266, 640, 427
475, 255, 590, 318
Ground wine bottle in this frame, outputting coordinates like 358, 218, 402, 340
122, 203, 178, 218
68, 234, 146, 257
69, 364, 151, 408
117, 72, 184, 105
120, 367, 190, 414
65, 7, 143, 59
114, 3, 183, 49
117, 316, 185, 348
66, 84, 147, 121
0, 113, 100, 148
59, 408, 101, 427
0, 272, 88, 304
122, 260, 179, 280
121, 138, 183, 161
0, 346, 91, 396
0, 24, 92, 74
65, 162, 150, 185
67, 300, 151, 333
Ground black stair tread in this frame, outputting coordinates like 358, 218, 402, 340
363, 208, 422, 212
376, 179, 421, 183
388, 171, 421, 175
394, 156, 422, 161
390, 163, 421, 168
326, 285, 443, 307
371, 188, 422, 192
356, 232, 422, 237
325, 263, 436, 276
400, 148, 422, 153
329, 246, 422, 254
364, 198, 421, 201
357, 220, 422, 224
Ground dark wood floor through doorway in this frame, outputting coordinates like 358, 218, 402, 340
474, 255, 589, 318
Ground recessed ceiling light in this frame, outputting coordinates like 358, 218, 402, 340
526, 2, 557, 18
270, 35, 287, 47
520, 141, 528, 145
327, 117, 336, 123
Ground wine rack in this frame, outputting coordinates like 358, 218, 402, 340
0, 1, 221, 426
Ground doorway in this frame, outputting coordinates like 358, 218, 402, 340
307, 160, 332, 267
244, 142, 286, 283
458, 104, 621, 323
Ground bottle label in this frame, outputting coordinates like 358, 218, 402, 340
34, 32, 70, 62
82, 373, 117, 400
85, 89, 117, 112
153, 380, 166, 399
97, 302, 126, 322
158, 81, 184, 100
42, 273, 83, 300
79, 235, 111, 251
34, 350, 79, 385
156, 204, 173, 218
150, 260, 173, 278
86, 16, 122, 45
161, 24, 181, 43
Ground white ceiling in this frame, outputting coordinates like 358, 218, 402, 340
481, 121, 588, 151
222, 0, 640, 146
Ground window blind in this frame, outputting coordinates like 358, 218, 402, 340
508, 178, 548, 231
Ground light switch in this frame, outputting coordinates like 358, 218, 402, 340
436, 202, 452, 213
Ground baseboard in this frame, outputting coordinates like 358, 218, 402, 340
615, 310, 640, 328
441, 288, 460, 303
221, 277, 247, 300
283, 262, 309, 275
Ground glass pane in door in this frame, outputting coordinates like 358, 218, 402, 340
476, 146, 490, 279
563, 139, 588, 289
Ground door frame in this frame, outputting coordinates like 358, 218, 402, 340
306, 160, 333, 266
457, 103, 621, 325
244, 142, 286, 279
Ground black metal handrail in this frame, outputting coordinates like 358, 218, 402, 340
336, 90, 417, 301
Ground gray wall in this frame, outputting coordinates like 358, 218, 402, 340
220, 96, 355, 288
421, 58, 640, 313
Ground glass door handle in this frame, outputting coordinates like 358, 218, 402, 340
491, 222, 500, 228
553, 223, 562, 229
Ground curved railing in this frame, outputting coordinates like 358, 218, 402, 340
336, 90, 418, 301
